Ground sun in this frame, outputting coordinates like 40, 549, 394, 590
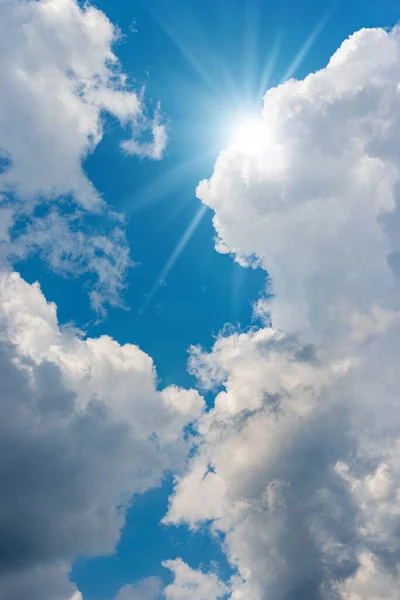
231, 116, 265, 155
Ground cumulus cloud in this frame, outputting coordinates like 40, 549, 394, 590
114, 563, 227, 600
197, 26, 400, 339
166, 328, 360, 599
0, 270, 204, 599
164, 26, 400, 599
0, 0, 167, 311
0, 0, 165, 207
162, 559, 228, 600
337, 552, 400, 600
115, 577, 162, 600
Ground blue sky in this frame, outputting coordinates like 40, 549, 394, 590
2, 0, 400, 599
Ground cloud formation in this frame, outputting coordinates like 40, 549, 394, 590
163, 559, 228, 600
4, 209, 132, 315
165, 27, 400, 599
3, 6, 400, 598
0, 0, 165, 207
115, 577, 162, 600
0, 270, 204, 599
197, 26, 400, 338
0, 0, 167, 311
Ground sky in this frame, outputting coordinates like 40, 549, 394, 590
2, 0, 400, 599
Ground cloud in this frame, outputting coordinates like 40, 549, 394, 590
0, 0, 167, 311
197, 26, 400, 339
162, 559, 228, 600
165, 27, 400, 599
0, 0, 165, 207
115, 577, 162, 600
337, 552, 400, 600
122, 104, 168, 160
3, 208, 132, 314
165, 328, 360, 599
0, 270, 204, 599
114, 563, 228, 600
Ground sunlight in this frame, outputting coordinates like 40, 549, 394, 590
142, 204, 208, 309
280, 12, 331, 82
231, 116, 265, 155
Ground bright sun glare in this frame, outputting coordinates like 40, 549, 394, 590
231, 116, 265, 155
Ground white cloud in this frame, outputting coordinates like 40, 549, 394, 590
165, 26, 400, 599
0, 0, 167, 311
166, 328, 359, 599
0, 270, 204, 599
122, 104, 168, 160
0, 0, 165, 208
197, 27, 400, 340
3, 209, 132, 314
337, 552, 400, 600
115, 577, 162, 600
163, 559, 228, 600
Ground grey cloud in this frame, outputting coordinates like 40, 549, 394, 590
0, 271, 204, 599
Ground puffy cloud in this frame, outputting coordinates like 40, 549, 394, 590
0, 270, 204, 599
114, 563, 227, 600
0, 0, 167, 311
165, 26, 400, 600
197, 27, 400, 339
166, 328, 360, 599
166, 319, 400, 598
0, 0, 165, 208
337, 552, 400, 600
162, 559, 228, 600
115, 577, 162, 600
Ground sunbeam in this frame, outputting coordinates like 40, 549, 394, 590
280, 12, 331, 82
145, 4, 222, 98
142, 204, 208, 309
122, 154, 206, 215
230, 116, 265, 155
131, 3, 333, 318
258, 32, 282, 98
243, 0, 260, 106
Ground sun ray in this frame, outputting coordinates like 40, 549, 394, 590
121, 147, 218, 216
280, 12, 331, 83
258, 32, 282, 99
142, 204, 208, 309
243, 0, 260, 106
146, 4, 222, 98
